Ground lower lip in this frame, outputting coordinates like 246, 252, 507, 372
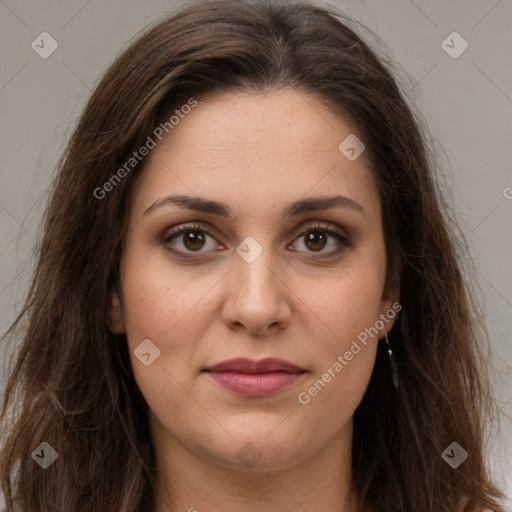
205, 371, 304, 397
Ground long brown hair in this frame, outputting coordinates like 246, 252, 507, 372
0, 0, 507, 510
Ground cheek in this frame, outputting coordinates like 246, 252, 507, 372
121, 255, 213, 343
302, 254, 387, 342
120, 253, 226, 396
308, 281, 381, 379
295, 295, 379, 430
294, 256, 385, 411
121, 268, 203, 422
119, 265, 194, 394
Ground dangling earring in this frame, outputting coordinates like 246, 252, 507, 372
385, 333, 399, 389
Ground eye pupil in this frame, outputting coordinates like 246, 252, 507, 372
165, 224, 345, 259
305, 231, 327, 251
184, 231, 206, 251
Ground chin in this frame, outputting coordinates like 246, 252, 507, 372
201, 425, 319, 472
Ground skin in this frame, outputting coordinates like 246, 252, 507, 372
109, 89, 399, 512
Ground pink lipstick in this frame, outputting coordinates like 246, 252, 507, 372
203, 357, 305, 397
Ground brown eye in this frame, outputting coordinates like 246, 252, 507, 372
163, 224, 220, 256
290, 223, 350, 259
180, 230, 207, 251
303, 231, 328, 252
162, 222, 350, 261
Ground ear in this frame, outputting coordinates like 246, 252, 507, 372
377, 269, 401, 337
108, 284, 126, 335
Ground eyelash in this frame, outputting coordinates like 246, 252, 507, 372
162, 222, 351, 261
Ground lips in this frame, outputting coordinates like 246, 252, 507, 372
203, 357, 306, 397
204, 357, 304, 374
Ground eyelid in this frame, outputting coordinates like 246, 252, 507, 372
162, 220, 350, 258
162, 222, 223, 245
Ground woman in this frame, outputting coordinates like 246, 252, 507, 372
0, 0, 507, 510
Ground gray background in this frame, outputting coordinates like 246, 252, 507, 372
0, 0, 511, 506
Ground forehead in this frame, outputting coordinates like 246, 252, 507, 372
130, 89, 379, 220
157, 89, 361, 155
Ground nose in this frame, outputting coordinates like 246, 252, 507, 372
221, 241, 291, 336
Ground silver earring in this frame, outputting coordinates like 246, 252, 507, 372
385, 333, 399, 389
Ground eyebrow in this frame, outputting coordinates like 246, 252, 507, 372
143, 194, 366, 218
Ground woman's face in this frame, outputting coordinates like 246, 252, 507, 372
110, 89, 398, 472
